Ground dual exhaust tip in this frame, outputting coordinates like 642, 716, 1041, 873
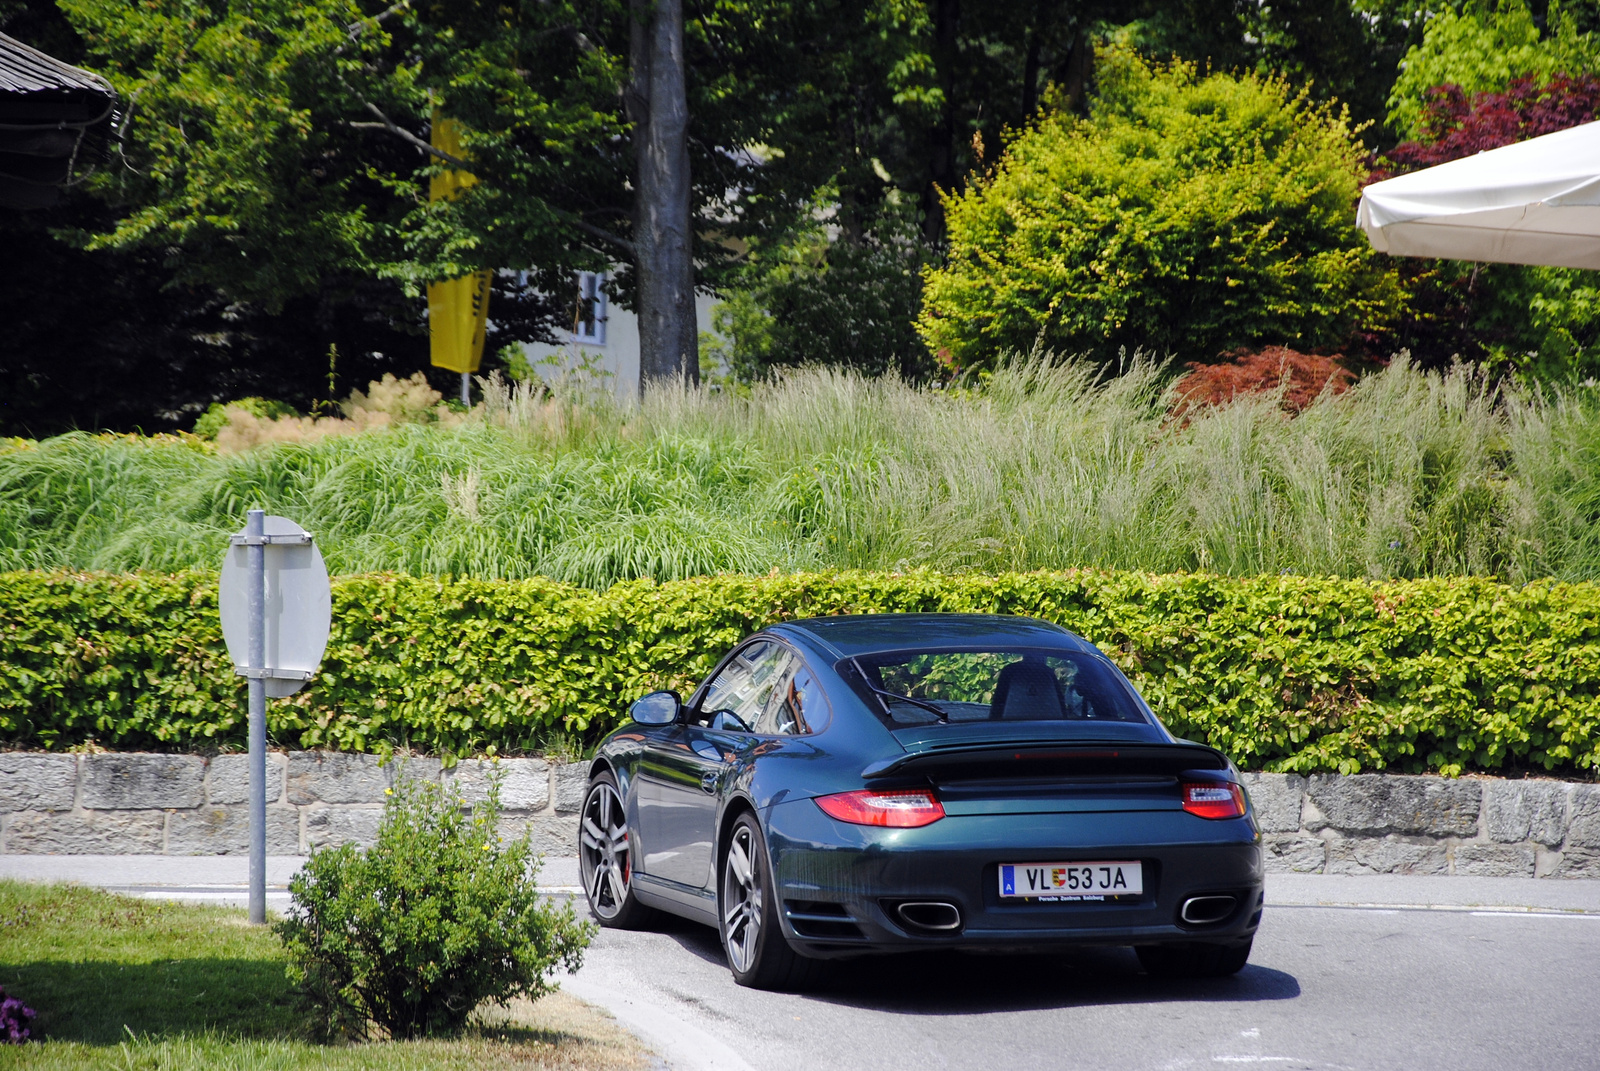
1180, 894, 1237, 925
895, 900, 963, 932
893, 894, 1235, 932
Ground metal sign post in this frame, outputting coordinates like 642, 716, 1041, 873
220, 511, 331, 924
245, 511, 266, 923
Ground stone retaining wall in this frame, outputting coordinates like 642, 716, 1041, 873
1243, 772, 1600, 878
2, 753, 1596, 877
0, 752, 587, 857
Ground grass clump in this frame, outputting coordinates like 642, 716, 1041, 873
6, 356, 1600, 585
277, 768, 592, 1040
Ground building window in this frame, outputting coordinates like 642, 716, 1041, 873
573, 271, 607, 345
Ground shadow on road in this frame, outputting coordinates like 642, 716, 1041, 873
653, 912, 734, 967
644, 917, 1300, 1013
800, 946, 1300, 1014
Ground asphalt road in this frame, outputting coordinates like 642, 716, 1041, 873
6, 858, 1598, 1070
563, 874, 1600, 1071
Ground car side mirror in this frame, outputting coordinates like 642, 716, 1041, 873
630, 690, 682, 726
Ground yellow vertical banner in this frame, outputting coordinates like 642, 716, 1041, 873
427, 113, 491, 375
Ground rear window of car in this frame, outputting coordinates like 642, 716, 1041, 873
845, 649, 1151, 727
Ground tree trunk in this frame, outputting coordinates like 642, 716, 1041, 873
1062, 25, 1092, 116
1021, 4, 1043, 119
922, 0, 960, 242
627, 0, 699, 388
835, 101, 865, 245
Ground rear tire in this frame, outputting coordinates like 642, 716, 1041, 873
719, 812, 821, 990
579, 772, 658, 929
1137, 938, 1252, 978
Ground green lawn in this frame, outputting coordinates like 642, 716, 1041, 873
0, 881, 643, 1070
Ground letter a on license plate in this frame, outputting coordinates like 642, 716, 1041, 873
998, 860, 1142, 901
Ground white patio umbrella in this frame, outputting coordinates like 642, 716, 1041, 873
1357, 120, 1600, 270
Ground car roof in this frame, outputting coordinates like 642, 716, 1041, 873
772, 613, 1093, 658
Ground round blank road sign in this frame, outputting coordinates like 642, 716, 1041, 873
219, 515, 332, 698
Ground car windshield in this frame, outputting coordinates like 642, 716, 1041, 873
850, 649, 1150, 727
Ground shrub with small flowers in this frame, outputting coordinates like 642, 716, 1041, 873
274, 765, 592, 1039
0, 986, 35, 1044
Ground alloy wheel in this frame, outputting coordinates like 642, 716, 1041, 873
721, 823, 762, 973
580, 780, 631, 920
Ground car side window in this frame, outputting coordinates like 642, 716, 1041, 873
754, 661, 828, 736
699, 641, 789, 732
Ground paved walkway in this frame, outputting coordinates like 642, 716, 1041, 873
4, 855, 1599, 914
0, 854, 583, 911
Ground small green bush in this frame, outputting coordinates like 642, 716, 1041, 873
918, 47, 1404, 371
5, 567, 1600, 776
274, 766, 591, 1040
192, 398, 300, 441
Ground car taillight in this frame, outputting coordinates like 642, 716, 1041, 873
815, 789, 946, 828
1181, 781, 1246, 820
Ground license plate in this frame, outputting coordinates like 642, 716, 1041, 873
998, 860, 1142, 901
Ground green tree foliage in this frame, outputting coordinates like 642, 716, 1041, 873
59, 0, 380, 303
23, 0, 1600, 423
705, 0, 1436, 383
7, 566, 1600, 775
1449, 260, 1600, 381
917, 49, 1404, 371
0, 0, 480, 437
57, 0, 630, 316
47, 0, 946, 381
1387, 0, 1600, 138
707, 201, 936, 381
276, 769, 590, 1039
1128, 0, 1431, 138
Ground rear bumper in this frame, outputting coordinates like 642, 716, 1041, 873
766, 796, 1264, 959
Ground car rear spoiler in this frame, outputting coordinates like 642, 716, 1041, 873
860, 740, 1230, 781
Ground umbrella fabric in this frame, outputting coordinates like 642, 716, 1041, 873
1357, 121, 1600, 270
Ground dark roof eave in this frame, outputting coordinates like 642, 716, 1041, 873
0, 31, 114, 96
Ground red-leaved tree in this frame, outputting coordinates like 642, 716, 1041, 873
1170, 346, 1355, 421
1380, 73, 1600, 175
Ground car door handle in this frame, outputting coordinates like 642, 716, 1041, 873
700, 771, 718, 794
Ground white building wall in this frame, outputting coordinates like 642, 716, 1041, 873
521, 288, 722, 401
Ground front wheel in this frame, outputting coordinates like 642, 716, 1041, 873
1136, 937, 1253, 978
579, 772, 657, 929
719, 813, 820, 990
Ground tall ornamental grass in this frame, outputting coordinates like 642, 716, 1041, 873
3, 357, 1600, 585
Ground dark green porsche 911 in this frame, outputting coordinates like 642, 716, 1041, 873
578, 613, 1263, 989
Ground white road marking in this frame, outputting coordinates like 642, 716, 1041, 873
1469, 910, 1600, 920
1272, 901, 1600, 917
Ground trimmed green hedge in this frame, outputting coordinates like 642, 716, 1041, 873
3, 569, 1599, 775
